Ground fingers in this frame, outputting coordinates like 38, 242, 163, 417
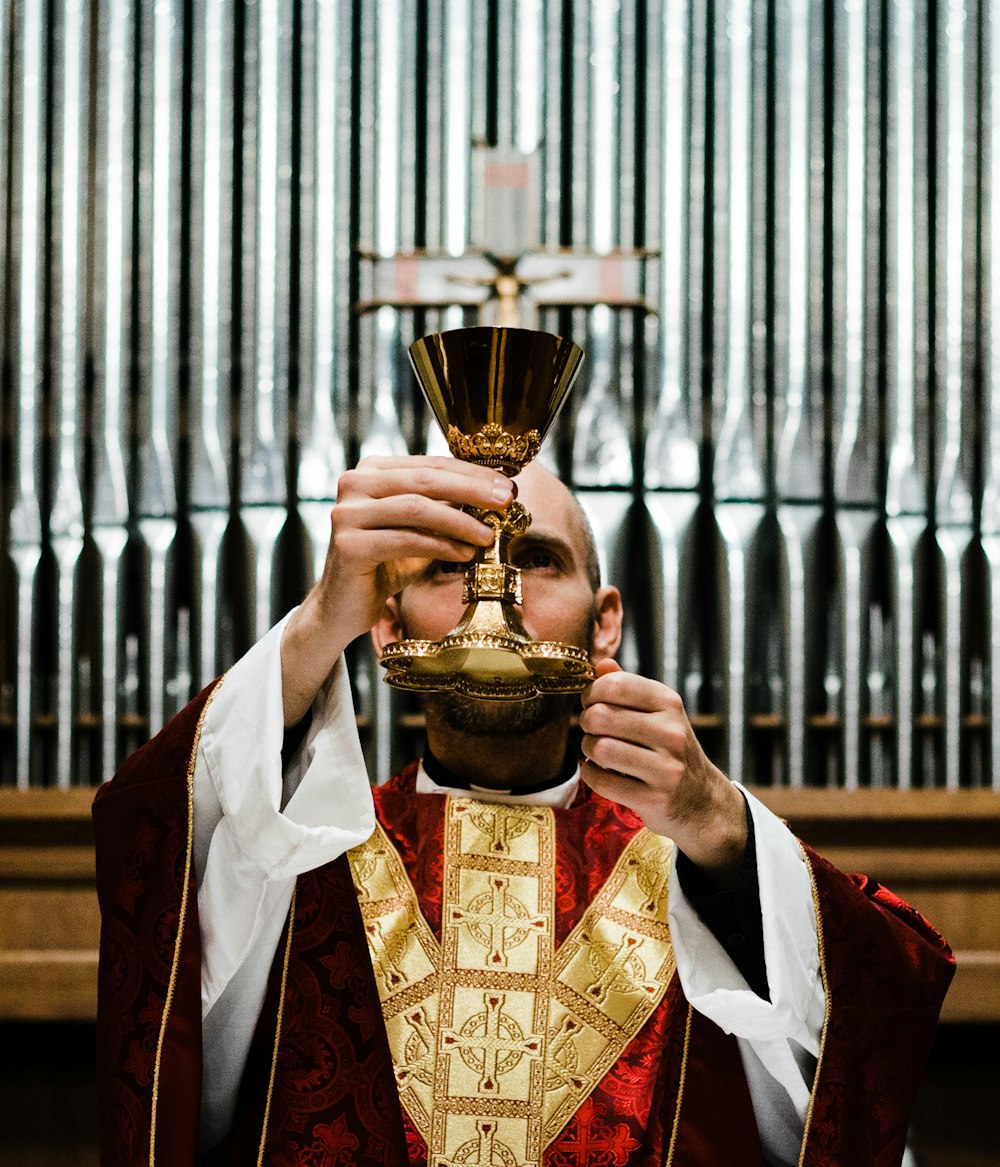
335, 493, 500, 549
343, 456, 514, 510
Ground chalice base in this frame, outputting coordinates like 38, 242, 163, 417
379, 600, 594, 700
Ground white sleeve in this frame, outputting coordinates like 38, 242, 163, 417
192, 611, 376, 1151
667, 787, 825, 1167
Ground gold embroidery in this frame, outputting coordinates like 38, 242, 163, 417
349, 802, 677, 1165
257, 886, 297, 1167
796, 845, 829, 1167
149, 676, 225, 1166
663, 1005, 693, 1167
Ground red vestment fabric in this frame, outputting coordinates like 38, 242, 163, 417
94, 686, 954, 1166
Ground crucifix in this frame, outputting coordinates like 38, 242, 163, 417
356, 147, 655, 329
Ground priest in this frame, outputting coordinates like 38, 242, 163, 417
93, 455, 954, 1167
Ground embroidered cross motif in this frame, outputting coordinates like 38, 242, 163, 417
544, 1016, 588, 1094
625, 850, 671, 916
582, 932, 660, 1006
440, 992, 543, 1094
453, 800, 548, 856
544, 1098, 640, 1163
351, 834, 397, 900
435, 1118, 533, 1167
449, 875, 548, 967
395, 1005, 437, 1090
365, 917, 412, 991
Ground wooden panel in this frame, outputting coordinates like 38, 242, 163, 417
0, 790, 101, 1021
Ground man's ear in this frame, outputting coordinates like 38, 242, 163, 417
590, 585, 624, 663
371, 595, 405, 659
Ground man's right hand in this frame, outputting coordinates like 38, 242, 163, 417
279, 455, 514, 726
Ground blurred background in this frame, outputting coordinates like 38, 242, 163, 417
0, 1, 997, 1163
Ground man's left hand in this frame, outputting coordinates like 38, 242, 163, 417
579, 660, 748, 885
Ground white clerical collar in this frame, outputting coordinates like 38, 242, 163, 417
415, 761, 582, 809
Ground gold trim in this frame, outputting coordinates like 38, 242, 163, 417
663, 1005, 693, 1167
149, 677, 225, 1166
796, 846, 830, 1167
257, 885, 298, 1167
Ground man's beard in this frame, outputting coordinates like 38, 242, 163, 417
422, 689, 578, 737
411, 605, 595, 739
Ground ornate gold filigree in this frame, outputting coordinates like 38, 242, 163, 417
447, 423, 542, 475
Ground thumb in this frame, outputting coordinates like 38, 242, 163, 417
582, 657, 622, 706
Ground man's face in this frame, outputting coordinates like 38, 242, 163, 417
386, 463, 619, 737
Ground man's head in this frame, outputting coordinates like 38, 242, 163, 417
372, 461, 623, 741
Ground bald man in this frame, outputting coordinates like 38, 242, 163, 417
94, 456, 953, 1167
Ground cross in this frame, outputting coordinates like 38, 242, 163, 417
364, 917, 410, 993
394, 1004, 437, 1092
545, 1097, 641, 1163
448, 875, 548, 967
434, 1119, 537, 1167
625, 851, 671, 917
545, 1016, 588, 1094
356, 146, 655, 329
452, 800, 544, 856
440, 992, 543, 1095
581, 931, 660, 1006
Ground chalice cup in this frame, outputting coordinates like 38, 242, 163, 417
379, 326, 593, 700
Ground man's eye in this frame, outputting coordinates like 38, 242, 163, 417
518, 550, 556, 570
431, 560, 466, 577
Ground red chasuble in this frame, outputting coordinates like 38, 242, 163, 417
94, 685, 954, 1166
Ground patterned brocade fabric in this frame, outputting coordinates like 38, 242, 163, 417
94, 702, 955, 1167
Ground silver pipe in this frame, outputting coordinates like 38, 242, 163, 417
515, 0, 543, 154
983, 536, 1000, 791
93, 529, 127, 781
139, 518, 175, 738
986, 0, 1000, 533
577, 492, 635, 674
191, 0, 232, 511
778, 505, 823, 788
716, 504, 765, 785
570, 3, 589, 244
935, 526, 973, 791
190, 513, 227, 688
244, 509, 287, 642
835, 511, 879, 791
139, 0, 179, 519
136, 0, 182, 737
646, 493, 700, 692
10, 0, 47, 788
50, 0, 89, 786
242, 0, 290, 506
935, 0, 973, 525
775, 0, 816, 500
886, 516, 924, 789
361, 309, 409, 458
572, 306, 633, 486
714, 0, 763, 503
495, 1, 515, 147
886, 0, 925, 517
645, 0, 698, 492
832, 0, 872, 502
93, 0, 134, 778
299, 0, 346, 505
541, 0, 562, 245
11, 548, 40, 791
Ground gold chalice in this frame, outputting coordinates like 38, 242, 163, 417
380, 326, 592, 700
